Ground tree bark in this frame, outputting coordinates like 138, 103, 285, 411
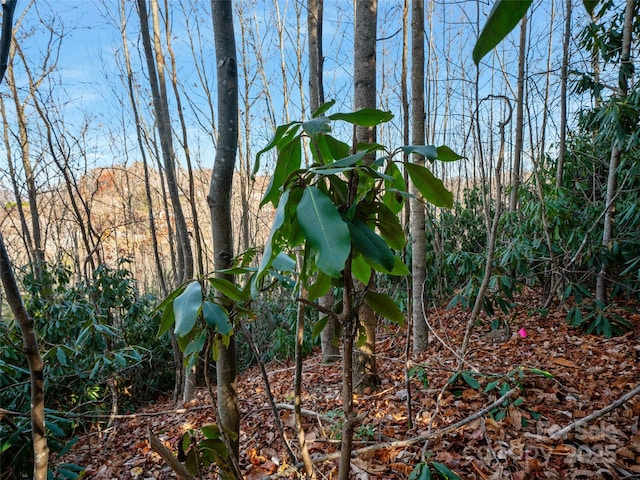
0, 234, 49, 480
595, 0, 633, 304
556, 0, 571, 188
508, 14, 527, 212
411, 0, 428, 355
353, 0, 379, 393
136, 0, 193, 284
209, 0, 240, 461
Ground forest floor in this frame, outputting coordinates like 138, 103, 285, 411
60, 290, 640, 479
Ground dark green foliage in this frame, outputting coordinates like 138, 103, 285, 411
0, 259, 173, 478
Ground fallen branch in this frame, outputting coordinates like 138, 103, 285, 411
550, 383, 640, 440
265, 387, 518, 479
275, 403, 339, 426
147, 427, 194, 480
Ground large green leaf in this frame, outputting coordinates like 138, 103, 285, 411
351, 253, 372, 284
401, 144, 437, 161
365, 291, 404, 325
209, 277, 244, 302
383, 161, 406, 214
377, 203, 405, 251
473, 0, 532, 65
329, 108, 393, 127
312, 99, 336, 117
297, 186, 350, 277
348, 219, 395, 273
254, 121, 300, 175
202, 301, 232, 336
405, 163, 453, 208
174, 281, 203, 337
302, 116, 331, 137
582, 0, 599, 16
261, 136, 302, 207
436, 145, 465, 162
254, 190, 290, 293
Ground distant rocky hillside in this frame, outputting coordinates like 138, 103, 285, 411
0, 163, 272, 293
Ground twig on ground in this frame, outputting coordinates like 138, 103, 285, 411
264, 387, 519, 480
550, 383, 640, 440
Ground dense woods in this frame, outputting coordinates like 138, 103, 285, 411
0, 0, 639, 479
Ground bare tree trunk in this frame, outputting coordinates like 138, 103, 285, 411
353, 0, 379, 393
136, 0, 193, 284
209, 0, 240, 461
508, 14, 527, 213
556, 0, 571, 188
596, 0, 633, 303
161, 0, 205, 278
411, 0, 428, 355
0, 235, 49, 480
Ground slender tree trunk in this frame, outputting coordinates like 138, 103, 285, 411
556, 0, 572, 187
162, 0, 205, 278
411, 0, 428, 354
136, 0, 193, 284
509, 14, 527, 212
353, 0, 379, 393
209, 0, 240, 461
596, 0, 633, 303
0, 235, 49, 480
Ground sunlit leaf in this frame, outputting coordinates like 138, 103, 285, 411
436, 145, 465, 162
261, 136, 302, 207
473, 0, 532, 65
209, 277, 243, 302
254, 121, 300, 175
297, 186, 350, 277
302, 116, 331, 136
401, 144, 438, 160
405, 163, 453, 208
329, 108, 393, 126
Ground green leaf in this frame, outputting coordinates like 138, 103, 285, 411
157, 300, 175, 337
484, 380, 501, 393
255, 190, 290, 290
436, 145, 465, 162
209, 277, 243, 302
401, 144, 438, 160
408, 463, 432, 480
325, 135, 350, 160
307, 272, 332, 301
365, 291, 404, 325
462, 372, 481, 390
377, 203, 405, 250
302, 116, 331, 137
582, 0, 599, 16
261, 136, 302, 207
405, 163, 453, 208
348, 218, 396, 273
389, 256, 410, 276
271, 252, 296, 272
310, 151, 367, 175
312, 316, 329, 339
201, 424, 222, 439
202, 301, 232, 336
296, 186, 350, 277
174, 281, 203, 337
351, 253, 372, 284
254, 121, 300, 175
183, 330, 207, 357
431, 461, 460, 480
312, 99, 336, 117
383, 161, 406, 214
329, 108, 393, 126
56, 347, 67, 367
473, 0, 532, 65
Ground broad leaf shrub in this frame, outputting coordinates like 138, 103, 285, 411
0, 259, 172, 478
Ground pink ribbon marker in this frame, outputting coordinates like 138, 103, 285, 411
518, 327, 528, 338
